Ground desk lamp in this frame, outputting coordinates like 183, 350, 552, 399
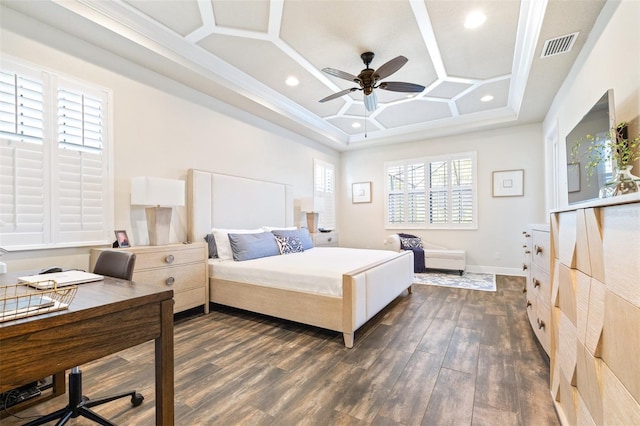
131, 176, 185, 245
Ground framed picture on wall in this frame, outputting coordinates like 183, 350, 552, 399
492, 169, 524, 197
352, 182, 372, 203
567, 163, 580, 193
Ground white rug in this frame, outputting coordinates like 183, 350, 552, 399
413, 271, 496, 292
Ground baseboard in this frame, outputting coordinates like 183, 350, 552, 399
466, 265, 526, 276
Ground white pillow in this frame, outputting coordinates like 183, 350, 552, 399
212, 228, 262, 261
261, 226, 298, 232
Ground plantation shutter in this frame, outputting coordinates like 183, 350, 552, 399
54, 85, 108, 244
0, 70, 47, 246
314, 159, 335, 230
385, 152, 476, 229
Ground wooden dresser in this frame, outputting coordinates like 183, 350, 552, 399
523, 224, 551, 356
550, 195, 640, 425
311, 231, 339, 247
91, 242, 208, 314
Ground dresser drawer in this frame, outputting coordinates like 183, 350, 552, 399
530, 263, 550, 304
132, 263, 206, 293
134, 246, 205, 269
174, 287, 206, 312
531, 229, 550, 272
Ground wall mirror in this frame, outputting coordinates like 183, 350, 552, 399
565, 89, 615, 204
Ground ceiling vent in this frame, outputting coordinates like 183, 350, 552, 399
541, 32, 579, 58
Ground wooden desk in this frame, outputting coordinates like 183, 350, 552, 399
0, 273, 174, 425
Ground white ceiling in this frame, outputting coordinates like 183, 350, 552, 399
2, 0, 606, 151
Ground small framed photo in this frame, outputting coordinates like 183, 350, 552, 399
492, 169, 524, 197
352, 181, 372, 203
114, 230, 130, 248
567, 163, 580, 193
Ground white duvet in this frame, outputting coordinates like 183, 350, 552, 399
209, 247, 403, 297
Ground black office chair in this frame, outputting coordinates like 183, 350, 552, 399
26, 250, 142, 426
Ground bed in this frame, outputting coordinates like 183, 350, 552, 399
186, 169, 414, 348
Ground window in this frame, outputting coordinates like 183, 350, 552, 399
313, 159, 335, 230
0, 59, 113, 250
385, 152, 477, 229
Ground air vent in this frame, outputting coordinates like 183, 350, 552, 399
541, 32, 579, 58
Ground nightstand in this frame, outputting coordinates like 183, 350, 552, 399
311, 231, 339, 247
90, 242, 208, 314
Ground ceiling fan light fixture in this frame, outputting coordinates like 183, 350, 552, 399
464, 11, 487, 29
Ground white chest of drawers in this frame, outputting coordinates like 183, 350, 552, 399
90, 242, 208, 314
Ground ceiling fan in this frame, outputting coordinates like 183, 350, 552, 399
319, 52, 425, 112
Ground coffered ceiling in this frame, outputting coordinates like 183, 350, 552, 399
1, 0, 606, 151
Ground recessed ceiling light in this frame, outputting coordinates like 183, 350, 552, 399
285, 76, 299, 87
465, 11, 486, 29
481, 95, 494, 102
352, 122, 361, 128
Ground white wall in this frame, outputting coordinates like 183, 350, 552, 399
340, 123, 545, 274
0, 15, 339, 272
544, 0, 640, 208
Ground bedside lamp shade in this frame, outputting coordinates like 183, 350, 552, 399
300, 197, 322, 233
131, 176, 185, 245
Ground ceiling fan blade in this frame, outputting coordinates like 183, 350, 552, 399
319, 87, 358, 103
364, 91, 377, 112
378, 81, 425, 93
372, 56, 408, 80
321, 67, 359, 83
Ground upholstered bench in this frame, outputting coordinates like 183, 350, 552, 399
384, 234, 466, 275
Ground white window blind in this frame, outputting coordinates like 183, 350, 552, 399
0, 59, 112, 250
313, 159, 336, 230
385, 152, 477, 229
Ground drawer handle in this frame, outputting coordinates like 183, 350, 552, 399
522, 286, 527, 294
537, 318, 545, 330
165, 277, 175, 286
533, 278, 540, 288
522, 264, 528, 271
522, 232, 530, 237
327, 237, 332, 242
165, 255, 175, 264
534, 245, 543, 255
524, 250, 531, 254
526, 300, 532, 308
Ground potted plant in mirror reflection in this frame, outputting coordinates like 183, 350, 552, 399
570, 122, 640, 198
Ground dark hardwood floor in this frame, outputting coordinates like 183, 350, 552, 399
3, 275, 560, 425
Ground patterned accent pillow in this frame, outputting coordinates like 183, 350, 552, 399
399, 236, 423, 250
275, 235, 304, 254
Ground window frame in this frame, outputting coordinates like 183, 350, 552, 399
384, 152, 477, 230
0, 57, 114, 251
313, 159, 336, 231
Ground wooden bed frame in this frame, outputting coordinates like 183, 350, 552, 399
187, 169, 414, 348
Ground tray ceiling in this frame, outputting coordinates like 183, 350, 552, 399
1, 0, 606, 151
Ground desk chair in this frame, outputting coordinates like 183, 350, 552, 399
26, 250, 142, 426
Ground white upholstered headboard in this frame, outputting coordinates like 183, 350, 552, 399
187, 169, 294, 242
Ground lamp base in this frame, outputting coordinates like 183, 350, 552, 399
145, 206, 172, 246
306, 212, 319, 233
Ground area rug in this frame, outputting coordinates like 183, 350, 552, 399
413, 271, 496, 292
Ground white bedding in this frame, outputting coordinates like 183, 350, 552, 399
208, 247, 402, 297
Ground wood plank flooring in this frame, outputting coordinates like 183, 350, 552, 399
2, 275, 560, 425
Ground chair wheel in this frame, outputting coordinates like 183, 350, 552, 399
131, 393, 144, 407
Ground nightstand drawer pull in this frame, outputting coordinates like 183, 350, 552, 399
165, 277, 175, 286
533, 278, 540, 288
537, 318, 545, 330
327, 237, 332, 242
534, 245, 543, 255
165, 255, 175, 264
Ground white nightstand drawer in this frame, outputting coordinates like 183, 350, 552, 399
312, 232, 338, 247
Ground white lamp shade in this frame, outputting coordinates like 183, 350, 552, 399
131, 176, 185, 207
300, 197, 323, 212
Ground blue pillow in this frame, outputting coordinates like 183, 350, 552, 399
275, 235, 304, 254
228, 232, 280, 261
204, 233, 217, 258
271, 229, 313, 250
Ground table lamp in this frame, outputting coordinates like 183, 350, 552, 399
131, 176, 185, 246
300, 197, 321, 233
